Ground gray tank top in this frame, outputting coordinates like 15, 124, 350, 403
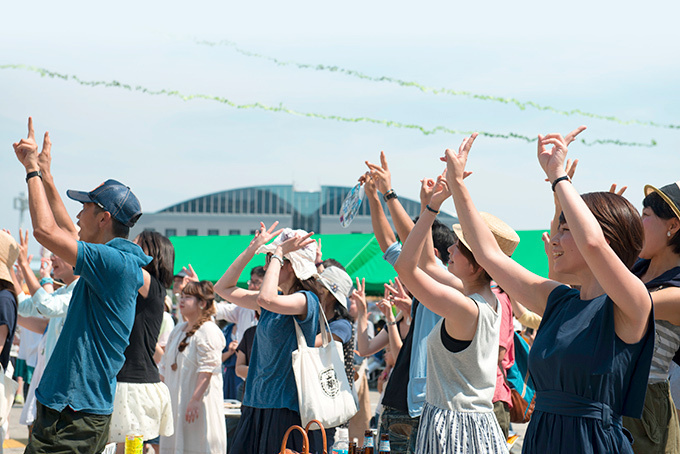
425, 293, 500, 412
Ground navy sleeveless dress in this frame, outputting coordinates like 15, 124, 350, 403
522, 285, 654, 454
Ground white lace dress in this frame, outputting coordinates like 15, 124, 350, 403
159, 321, 226, 454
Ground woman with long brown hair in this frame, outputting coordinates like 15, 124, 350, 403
214, 223, 324, 454
160, 280, 226, 454
443, 130, 654, 453
109, 231, 175, 453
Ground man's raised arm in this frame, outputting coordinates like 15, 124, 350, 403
13, 117, 78, 266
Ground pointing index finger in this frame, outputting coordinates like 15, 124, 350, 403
27, 117, 35, 140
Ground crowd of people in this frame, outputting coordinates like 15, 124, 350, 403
2, 116, 680, 454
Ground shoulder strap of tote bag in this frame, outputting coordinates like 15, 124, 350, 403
294, 295, 333, 349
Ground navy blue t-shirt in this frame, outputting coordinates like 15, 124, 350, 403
0, 289, 17, 370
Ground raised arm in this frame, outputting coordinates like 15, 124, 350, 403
214, 222, 281, 311
17, 315, 49, 335
351, 278, 389, 356
539, 131, 651, 343
375, 288, 403, 358
15, 230, 42, 296
361, 172, 396, 253
393, 191, 478, 337
416, 175, 464, 291
649, 287, 680, 325
13, 118, 78, 266
366, 151, 415, 243
256, 231, 315, 317
444, 133, 559, 315
37, 132, 78, 240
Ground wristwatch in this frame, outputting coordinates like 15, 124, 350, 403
383, 189, 398, 202
26, 170, 43, 182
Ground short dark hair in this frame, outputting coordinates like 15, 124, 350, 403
93, 204, 130, 239
135, 231, 175, 288
643, 191, 680, 254
322, 259, 346, 272
432, 218, 456, 264
250, 266, 265, 278
456, 239, 491, 282
559, 192, 643, 268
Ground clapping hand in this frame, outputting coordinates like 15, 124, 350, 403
248, 222, 282, 252
442, 133, 477, 186
365, 151, 392, 195
384, 277, 411, 315
537, 126, 586, 182
279, 231, 315, 256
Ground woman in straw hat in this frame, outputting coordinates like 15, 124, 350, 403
621, 181, 680, 453
394, 174, 518, 452
214, 223, 326, 454
442, 130, 653, 454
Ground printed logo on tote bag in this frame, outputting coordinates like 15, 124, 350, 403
319, 367, 340, 398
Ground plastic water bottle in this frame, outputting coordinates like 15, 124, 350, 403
332, 427, 349, 454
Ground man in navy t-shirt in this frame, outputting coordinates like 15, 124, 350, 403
13, 118, 151, 454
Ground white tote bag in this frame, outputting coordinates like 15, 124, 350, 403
0, 363, 18, 426
292, 309, 358, 428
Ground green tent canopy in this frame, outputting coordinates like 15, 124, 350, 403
170, 230, 549, 295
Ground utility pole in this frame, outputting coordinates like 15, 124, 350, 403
13, 192, 28, 232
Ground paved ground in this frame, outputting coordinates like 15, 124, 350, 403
4, 403, 29, 454
3, 392, 527, 453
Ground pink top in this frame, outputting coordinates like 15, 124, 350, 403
492, 288, 515, 406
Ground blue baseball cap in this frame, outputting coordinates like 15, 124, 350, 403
67, 179, 143, 227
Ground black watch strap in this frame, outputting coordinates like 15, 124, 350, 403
383, 189, 398, 202
26, 170, 43, 183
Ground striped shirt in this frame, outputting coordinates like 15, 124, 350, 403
649, 320, 680, 383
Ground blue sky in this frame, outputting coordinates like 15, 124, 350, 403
2, 0, 679, 259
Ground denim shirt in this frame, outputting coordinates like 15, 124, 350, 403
383, 242, 442, 417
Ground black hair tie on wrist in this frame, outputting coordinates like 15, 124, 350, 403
552, 176, 570, 192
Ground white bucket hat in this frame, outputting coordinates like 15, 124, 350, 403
319, 266, 352, 309
256, 228, 318, 280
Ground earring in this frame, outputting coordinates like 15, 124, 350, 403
668, 231, 673, 238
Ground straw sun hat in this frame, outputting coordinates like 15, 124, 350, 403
0, 231, 20, 284
452, 212, 519, 257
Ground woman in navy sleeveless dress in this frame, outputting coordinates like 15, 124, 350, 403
443, 128, 654, 453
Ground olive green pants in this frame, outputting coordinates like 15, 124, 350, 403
493, 400, 510, 440
25, 402, 111, 454
623, 381, 680, 454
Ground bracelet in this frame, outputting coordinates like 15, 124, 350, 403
40, 277, 54, 286
26, 170, 43, 183
383, 189, 398, 202
425, 204, 439, 215
386, 320, 397, 326
551, 175, 571, 192
271, 254, 285, 266
315, 262, 324, 267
